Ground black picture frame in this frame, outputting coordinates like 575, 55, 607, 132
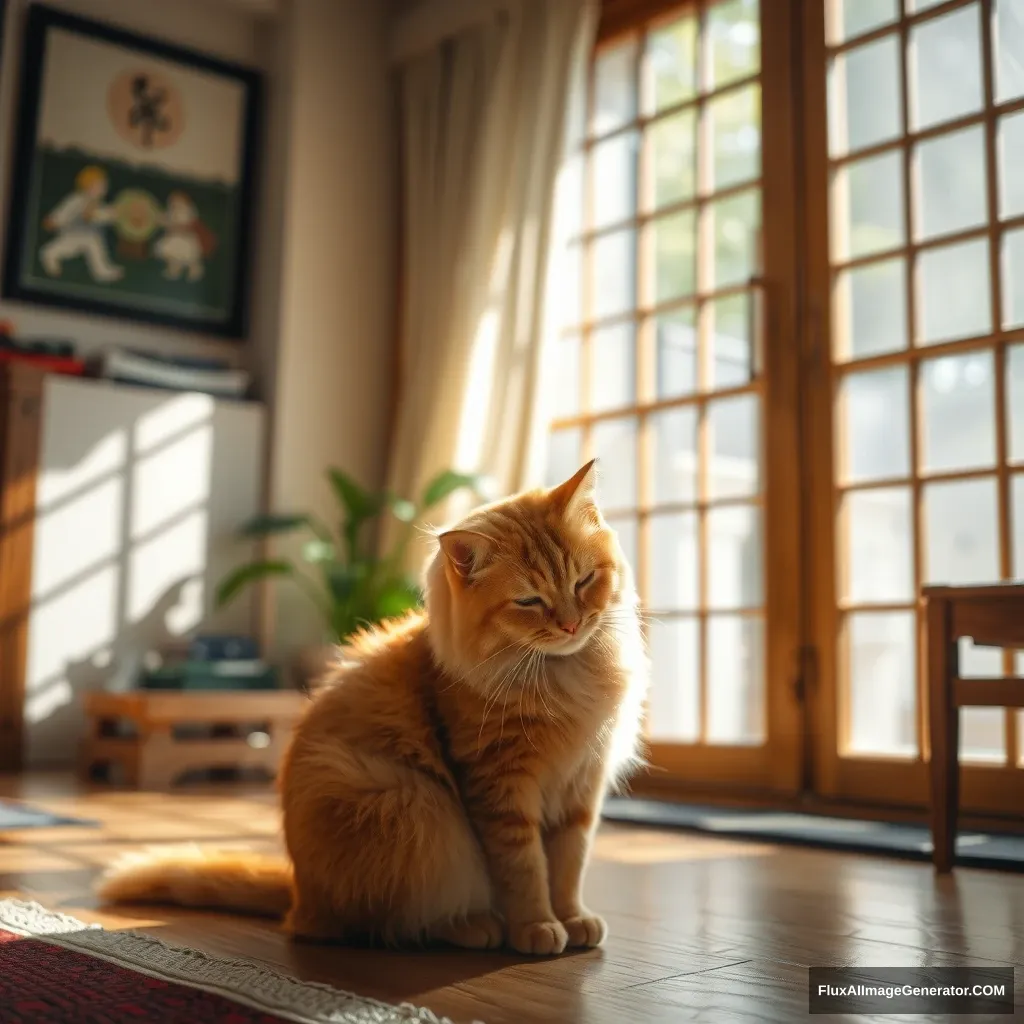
3, 4, 262, 338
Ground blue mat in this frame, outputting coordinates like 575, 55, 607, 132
0, 799, 97, 830
602, 797, 1024, 872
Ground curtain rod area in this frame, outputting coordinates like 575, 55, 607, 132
389, 0, 510, 65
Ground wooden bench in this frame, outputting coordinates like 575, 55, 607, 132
80, 690, 308, 789
924, 583, 1024, 872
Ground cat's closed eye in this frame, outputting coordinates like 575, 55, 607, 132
575, 571, 595, 592
514, 596, 546, 608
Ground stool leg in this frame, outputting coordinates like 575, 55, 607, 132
138, 727, 179, 790
927, 598, 958, 873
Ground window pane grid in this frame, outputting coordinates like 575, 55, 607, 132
825, 0, 899, 48
558, 279, 766, 348
828, 89, 1024, 172
828, 0, 1019, 767
827, 0, 979, 57
835, 466, 1002, 492
585, 72, 761, 152
572, 177, 765, 248
828, 213, 1024, 282
827, 101, 1019, 174
831, 325, 1024, 372
827, 94, 1024, 171
552, 0, 765, 747
645, 606, 764, 619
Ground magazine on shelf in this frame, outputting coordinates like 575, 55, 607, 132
97, 347, 250, 397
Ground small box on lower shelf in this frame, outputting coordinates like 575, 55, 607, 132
140, 660, 278, 691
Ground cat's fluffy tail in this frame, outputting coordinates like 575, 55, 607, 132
96, 846, 292, 918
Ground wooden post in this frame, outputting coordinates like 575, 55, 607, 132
926, 595, 958, 873
0, 365, 45, 773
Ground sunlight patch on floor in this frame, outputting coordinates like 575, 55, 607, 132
593, 827, 777, 864
0, 848, 82, 872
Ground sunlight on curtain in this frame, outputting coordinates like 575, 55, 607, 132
385, 0, 598, 569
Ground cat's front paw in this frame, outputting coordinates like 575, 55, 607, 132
561, 910, 607, 948
508, 918, 569, 955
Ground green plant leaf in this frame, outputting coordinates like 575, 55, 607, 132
331, 606, 361, 643
302, 539, 335, 563
374, 578, 422, 619
323, 562, 367, 604
327, 468, 381, 520
238, 513, 310, 537
419, 470, 486, 513
238, 512, 333, 543
328, 468, 391, 560
215, 560, 294, 607
388, 497, 417, 523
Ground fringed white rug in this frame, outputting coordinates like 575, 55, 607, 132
0, 899, 480, 1024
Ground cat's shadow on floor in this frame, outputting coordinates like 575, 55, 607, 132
284, 941, 602, 1013
100, 904, 601, 1000
289, 929, 605, 992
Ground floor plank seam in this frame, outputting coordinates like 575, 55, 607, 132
622, 958, 755, 990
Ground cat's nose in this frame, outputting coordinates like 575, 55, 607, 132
558, 619, 580, 635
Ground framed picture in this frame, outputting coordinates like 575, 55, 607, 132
3, 5, 261, 337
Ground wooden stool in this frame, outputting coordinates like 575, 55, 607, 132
80, 690, 308, 789
924, 583, 1024, 873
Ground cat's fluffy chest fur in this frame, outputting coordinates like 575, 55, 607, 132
302, 605, 643, 825
429, 613, 645, 824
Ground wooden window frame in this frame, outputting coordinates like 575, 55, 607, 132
801, 0, 1024, 816
561, 0, 805, 796
554, 0, 1024, 816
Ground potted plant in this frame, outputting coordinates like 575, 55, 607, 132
215, 467, 486, 685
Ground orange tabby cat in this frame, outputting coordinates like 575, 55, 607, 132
97, 461, 648, 955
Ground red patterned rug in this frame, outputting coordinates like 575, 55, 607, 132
0, 900, 471, 1024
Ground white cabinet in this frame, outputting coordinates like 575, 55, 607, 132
24, 376, 265, 766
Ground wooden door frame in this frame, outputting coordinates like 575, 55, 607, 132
589, 0, 806, 797
759, 0, 805, 795
0, 364, 44, 773
799, 0, 1024, 815
800, 0, 838, 802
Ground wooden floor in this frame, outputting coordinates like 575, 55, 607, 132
1, 774, 1022, 1023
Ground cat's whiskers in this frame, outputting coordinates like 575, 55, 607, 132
516, 652, 541, 752
478, 669, 517, 741
477, 644, 534, 749
498, 671, 518, 744
452, 639, 522, 694
600, 604, 650, 623
497, 644, 546, 744
587, 630, 618, 661
531, 653, 557, 721
469, 638, 522, 676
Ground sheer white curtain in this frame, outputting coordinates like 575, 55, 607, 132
385, 0, 597, 564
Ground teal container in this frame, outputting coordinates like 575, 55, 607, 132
139, 660, 278, 691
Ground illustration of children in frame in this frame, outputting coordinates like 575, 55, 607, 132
39, 165, 124, 282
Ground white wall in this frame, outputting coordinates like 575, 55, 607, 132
0, 0, 272, 366
261, 0, 398, 656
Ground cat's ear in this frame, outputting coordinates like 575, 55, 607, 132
549, 459, 598, 517
438, 530, 494, 580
